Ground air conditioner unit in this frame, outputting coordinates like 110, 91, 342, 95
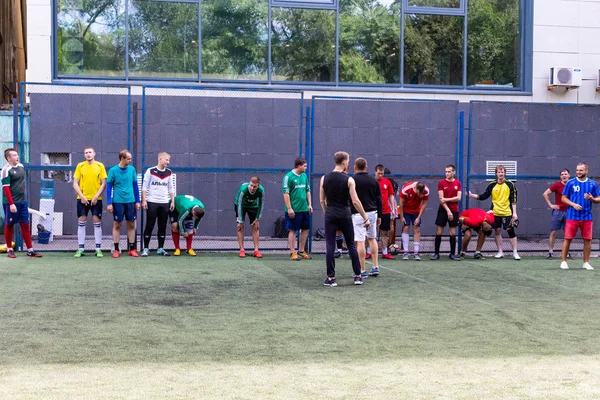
549, 67, 582, 89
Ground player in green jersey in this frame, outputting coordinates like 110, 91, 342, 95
235, 176, 265, 258
282, 157, 312, 261
170, 194, 205, 256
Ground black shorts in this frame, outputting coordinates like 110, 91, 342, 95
493, 216, 512, 231
435, 207, 459, 228
379, 214, 391, 231
234, 205, 258, 224
77, 200, 103, 219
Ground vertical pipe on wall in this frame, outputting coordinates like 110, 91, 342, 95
466, 103, 473, 210
267, 4, 272, 84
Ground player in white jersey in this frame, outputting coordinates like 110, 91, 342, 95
141, 152, 175, 256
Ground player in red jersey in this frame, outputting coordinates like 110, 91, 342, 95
542, 169, 570, 259
432, 165, 462, 261
399, 181, 429, 260
459, 208, 494, 259
374, 164, 396, 260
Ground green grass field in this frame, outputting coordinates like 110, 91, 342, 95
1, 252, 600, 399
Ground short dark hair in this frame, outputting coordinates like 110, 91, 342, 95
119, 149, 131, 160
193, 206, 205, 219
446, 164, 456, 171
334, 151, 349, 165
374, 164, 385, 172
354, 158, 367, 171
294, 157, 306, 168
415, 182, 426, 193
482, 222, 493, 237
250, 176, 261, 184
384, 167, 391, 175
560, 169, 570, 175
4, 148, 16, 161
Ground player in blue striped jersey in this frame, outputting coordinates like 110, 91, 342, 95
560, 163, 600, 270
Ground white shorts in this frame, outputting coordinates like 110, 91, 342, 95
352, 211, 378, 241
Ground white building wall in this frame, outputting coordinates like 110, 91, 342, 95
26, 0, 600, 104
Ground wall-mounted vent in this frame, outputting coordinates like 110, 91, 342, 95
41, 152, 72, 182
486, 161, 517, 181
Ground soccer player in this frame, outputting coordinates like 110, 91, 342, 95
1, 148, 42, 258
399, 181, 430, 260
73, 146, 107, 258
235, 176, 265, 258
542, 169, 570, 259
384, 168, 400, 249
106, 150, 141, 258
141, 152, 175, 257
171, 194, 205, 256
352, 158, 382, 278
374, 164, 396, 260
468, 165, 520, 260
282, 157, 312, 261
559, 163, 600, 270
320, 152, 371, 286
458, 208, 494, 259
432, 165, 462, 261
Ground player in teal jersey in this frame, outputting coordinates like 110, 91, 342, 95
170, 194, 205, 256
282, 157, 312, 261
235, 176, 265, 258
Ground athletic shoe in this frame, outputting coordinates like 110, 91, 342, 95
459, 252, 466, 259
128, 250, 139, 257
334, 250, 342, 259
95, 249, 104, 258
74, 249, 85, 258
253, 250, 263, 259
360, 271, 369, 279
513, 253, 521, 261
402, 253, 410, 260
474, 253, 485, 260
141, 248, 149, 257
559, 261, 569, 270
112, 250, 120, 258
290, 252, 299, 261
26, 251, 42, 258
298, 251, 312, 260
186, 249, 197, 257
413, 253, 421, 261
353, 276, 364, 285
7, 249, 16, 259
174, 249, 181, 256
494, 251, 504, 259
382, 254, 395, 260
449, 254, 460, 261
157, 248, 170, 257
369, 267, 380, 276
547, 252, 553, 259
583, 262, 594, 271
567, 253, 573, 259
365, 253, 372, 259
430, 253, 440, 260
323, 277, 337, 287
239, 249, 246, 258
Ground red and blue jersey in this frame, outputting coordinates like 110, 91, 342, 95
563, 177, 600, 221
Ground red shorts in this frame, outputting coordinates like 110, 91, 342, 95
565, 220, 593, 240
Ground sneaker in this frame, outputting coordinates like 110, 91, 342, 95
141, 248, 149, 257
323, 277, 337, 287
290, 252, 299, 261
560, 261, 569, 270
403, 253, 410, 260
334, 250, 342, 259
583, 262, 594, 271
112, 250, 120, 258
459, 252, 466, 259
74, 249, 85, 258
253, 250, 263, 259
513, 253, 521, 261
156, 248, 170, 257
567, 253, 573, 259
174, 249, 181, 256
430, 253, 440, 260
7, 250, 16, 259
239, 249, 246, 258
95, 249, 104, 258
26, 250, 42, 258
449, 254, 460, 261
382, 254, 395, 260
369, 266, 380, 276
298, 251, 312, 260
353, 276, 364, 285
365, 253, 372, 259
547, 252, 553, 259
360, 271, 369, 279
413, 253, 421, 261
474, 252, 485, 260
186, 249, 197, 257
128, 250, 139, 257
494, 251, 504, 259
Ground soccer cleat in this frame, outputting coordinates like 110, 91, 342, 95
449, 254, 460, 261
360, 271, 369, 279
334, 250, 342, 259
353, 276, 364, 285
253, 250, 263, 259
112, 250, 120, 258
369, 266, 380, 276
323, 277, 337, 287
141, 248, 149, 257
382, 254, 395, 260
298, 251, 312, 260
74, 249, 85, 258
7, 250, 16, 259
26, 251, 42, 258
430, 253, 440, 260
128, 250, 139, 257
174, 249, 181, 256
186, 249, 197, 257
494, 251, 504, 259
559, 261, 569, 270
157, 248, 170, 256
474, 252, 485, 260
413, 253, 421, 261
567, 253, 573, 259
547, 252, 553, 259
403, 253, 410, 260
95, 249, 104, 258
583, 262, 594, 271
365, 253, 372, 259
239, 249, 246, 258
459, 252, 466, 259
290, 252, 300, 261
513, 253, 521, 261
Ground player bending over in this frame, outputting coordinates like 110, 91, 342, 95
171, 195, 205, 256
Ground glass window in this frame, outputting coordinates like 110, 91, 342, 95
128, 1, 199, 79
201, 0, 268, 80
467, 0, 521, 88
271, 8, 336, 82
407, 0, 460, 8
57, 0, 126, 76
339, 0, 400, 84
403, 14, 463, 85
